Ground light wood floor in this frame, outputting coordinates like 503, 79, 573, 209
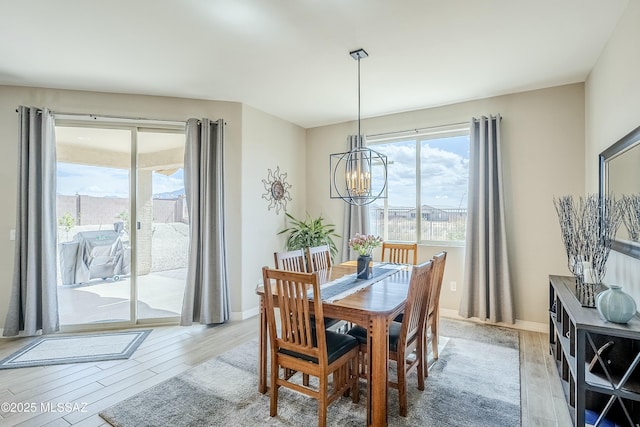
0, 317, 571, 426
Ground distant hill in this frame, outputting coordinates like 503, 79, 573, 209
153, 188, 185, 199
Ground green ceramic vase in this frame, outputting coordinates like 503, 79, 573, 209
596, 285, 637, 324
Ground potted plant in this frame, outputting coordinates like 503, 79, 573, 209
278, 213, 340, 261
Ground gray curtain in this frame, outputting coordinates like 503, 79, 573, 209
181, 118, 230, 325
341, 135, 369, 262
4, 106, 59, 336
459, 115, 514, 323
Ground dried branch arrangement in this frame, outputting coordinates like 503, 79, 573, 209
553, 194, 622, 285
621, 193, 640, 242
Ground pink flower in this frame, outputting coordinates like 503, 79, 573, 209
348, 233, 383, 256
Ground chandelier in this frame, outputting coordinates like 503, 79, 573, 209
330, 48, 387, 206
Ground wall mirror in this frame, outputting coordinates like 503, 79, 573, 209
599, 124, 640, 259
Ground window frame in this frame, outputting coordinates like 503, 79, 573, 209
367, 124, 470, 246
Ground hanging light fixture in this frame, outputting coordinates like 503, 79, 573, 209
330, 48, 387, 206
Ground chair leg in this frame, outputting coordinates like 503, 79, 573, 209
397, 357, 408, 417
340, 365, 348, 397
303, 373, 310, 386
432, 318, 439, 360
417, 342, 425, 391
351, 356, 360, 403
319, 378, 328, 427
423, 327, 429, 379
270, 359, 279, 417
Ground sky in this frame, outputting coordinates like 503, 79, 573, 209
370, 135, 469, 209
57, 134, 469, 207
57, 163, 185, 198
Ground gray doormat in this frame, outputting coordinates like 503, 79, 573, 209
0, 329, 151, 369
100, 319, 520, 426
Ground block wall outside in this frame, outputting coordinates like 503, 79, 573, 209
55, 195, 186, 227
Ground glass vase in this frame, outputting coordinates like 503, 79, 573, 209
357, 255, 372, 280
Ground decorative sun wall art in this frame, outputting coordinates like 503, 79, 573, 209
262, 166, 292, 214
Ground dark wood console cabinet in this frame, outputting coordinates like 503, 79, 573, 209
549, 275, 640, 426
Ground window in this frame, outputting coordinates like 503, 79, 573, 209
368, 125, 470, 244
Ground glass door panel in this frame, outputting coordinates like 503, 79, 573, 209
136, 130, 187, 320
55, 126, 132, 325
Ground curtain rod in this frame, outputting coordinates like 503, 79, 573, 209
14, 108, 188, 127
472, 114, 501, 122
366, 121, 469, 139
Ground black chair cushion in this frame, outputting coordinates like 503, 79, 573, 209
310, 315, 341, 329
279, 330, 358, 364
347, 321, 403, 352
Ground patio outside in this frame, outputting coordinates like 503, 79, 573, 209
57, 221, 188, 325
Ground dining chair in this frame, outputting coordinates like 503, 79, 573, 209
261, 267, 360, 427
385, 242, 417, 324
306, 244, 332, 272
424, 251, 447, 375
274, 249, 307, 272
275, 249, 340, 332
381, 242, 418, 265
347, 260, 434, 417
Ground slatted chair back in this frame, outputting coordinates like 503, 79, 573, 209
425, 251, 448, 365
262, 267, 327, 366
261, 267, 359, 426
306, 244, 332, 272
398, 260, 434, 353
274, 249, 307, 273
382, 242, 418, 265
427, 251, 447, 317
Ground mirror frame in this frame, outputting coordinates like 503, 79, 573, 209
599, 124, 640, 260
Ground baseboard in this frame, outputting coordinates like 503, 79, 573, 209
439, 308, 548, 333
1, 308, 546, 336
230, 306, 259, 322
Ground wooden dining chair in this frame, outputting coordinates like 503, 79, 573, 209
275, 248, 340, 332
274, 249, 307, 272
347, 260, 434, 417
424, 251, 447, 375
381, 242, 418, 265
306, 244, 332, 272
261, 267, 360, 427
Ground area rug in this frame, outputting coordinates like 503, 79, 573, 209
100, 319, 520, 426
0, 329, 151, 369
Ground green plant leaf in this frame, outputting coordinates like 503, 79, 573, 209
278, 213, 340, 261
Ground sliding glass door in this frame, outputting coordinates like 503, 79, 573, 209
136, 130, 188, 320
55, 123, 187, 328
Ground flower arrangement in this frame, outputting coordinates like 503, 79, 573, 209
348, 233, 383, 257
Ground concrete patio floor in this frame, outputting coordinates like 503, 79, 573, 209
57, 268, 186, 325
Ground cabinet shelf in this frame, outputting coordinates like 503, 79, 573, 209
549, 275, 640, 427
585, 364, 640, 398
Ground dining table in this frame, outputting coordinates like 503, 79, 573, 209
256, 261, 412, 427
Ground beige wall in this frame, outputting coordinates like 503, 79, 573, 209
585, 2, 640, 302
0, 85, 305, 329
306, 84, 586, 326
7, 14, 639, 329
240, 104, 306, 315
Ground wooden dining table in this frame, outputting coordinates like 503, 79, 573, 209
256, 262, 412, 427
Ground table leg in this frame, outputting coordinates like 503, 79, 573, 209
367, 315, 389, 427
258, 295, 267, 394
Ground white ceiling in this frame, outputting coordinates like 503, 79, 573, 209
0, 0, 628, 129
